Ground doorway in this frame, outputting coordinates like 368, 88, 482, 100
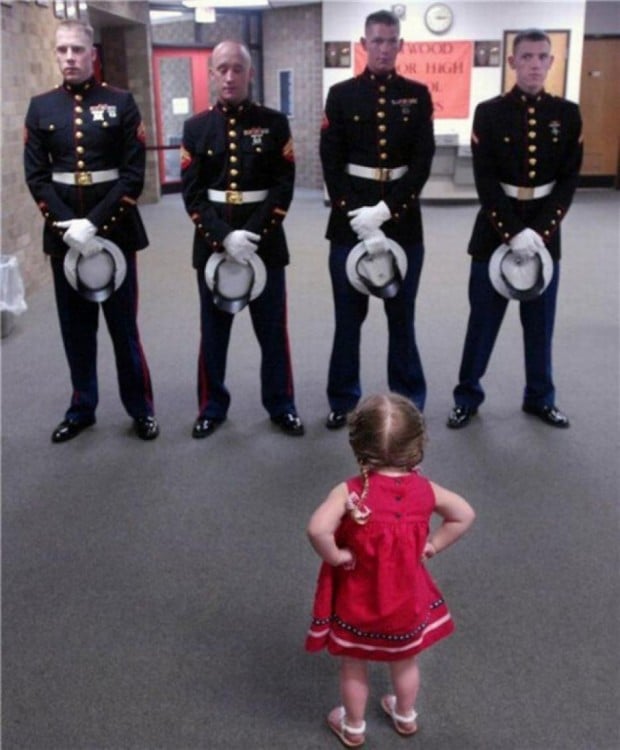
152, 48, 212, 192
579, 37, 620, 186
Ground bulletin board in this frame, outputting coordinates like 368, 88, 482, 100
502, 30, 569, 97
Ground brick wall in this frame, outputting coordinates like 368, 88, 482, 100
263, 4, 323, 190
1, 1, 59, 292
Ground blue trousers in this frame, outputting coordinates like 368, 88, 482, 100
51, 253, 155, 422
196, 265, 297, 420
453, 259, 560, 409
327, 241, 426, 412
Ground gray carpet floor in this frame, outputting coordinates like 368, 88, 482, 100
2, 189, 619, 749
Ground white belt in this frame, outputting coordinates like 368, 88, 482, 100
501, 181, 555, 200
208, 189, 268, 205
52, 169, 119, 186
345, 163, 408, 182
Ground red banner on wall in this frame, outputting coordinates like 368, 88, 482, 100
354, 41, 473, 119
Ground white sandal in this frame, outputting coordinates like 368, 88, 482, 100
327, 706, 366, 747
380, 694, 418, 736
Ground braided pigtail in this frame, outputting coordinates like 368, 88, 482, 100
344, 461, 372, 525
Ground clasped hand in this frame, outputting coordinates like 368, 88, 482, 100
55, 218, 100, 256
509, 228, 545, 261
223, 229, 260, 263
362, 229, 388, 257
348, 200, 390, 239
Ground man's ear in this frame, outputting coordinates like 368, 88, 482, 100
507, 54, 515, 71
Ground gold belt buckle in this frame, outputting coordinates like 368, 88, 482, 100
75, 172, 93, 186
375, 167, 391, 182
225, 190, 243, 205
517, 186, 534, 200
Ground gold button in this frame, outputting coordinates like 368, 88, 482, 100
556, 209, 562, 215
207, 149, 214, 156
230, 155, 238, 163
75, 106, 83, 114
403, 117, 409, 122
498, 221, 503, 227
504, 233, 510, 239
229, 118, 236, 126
529, 170, 536, 178
380, 153, 388, 160
528, 131, 536, 139
102, 122, 109, 128
529, 119, 536, 126
529, 145, 537, 152
75, 118, 83, 125
230, 143, 237, 151
77, 160, 85, 168
379, 85, 386, 92
504, 136, 510, 142
551, 219, 556, 225
75, 94, 83, 102
529, 158, 537, 165
354, 115, 360, 122
378, 97, 386, 105
75, 131, 83, 139
228, 130, 237, 138
256, 147, 262, 152
48, 124, 55, 131
229, 182, 238, 189
76, 146, 84, 154
379, 139, 387, 146
230, 169, 238, 176
378, 124, 387, 132
377, 111, 385, 119
528, 107, 535, 114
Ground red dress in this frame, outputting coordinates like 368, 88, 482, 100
305, 470, 454, 661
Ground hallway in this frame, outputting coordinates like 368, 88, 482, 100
2, 189, 618, 749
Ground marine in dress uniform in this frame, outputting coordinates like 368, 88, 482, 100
180, 40, 303, 439
321, 10, 435, 428
24, 20, 158, 442
447, 29, 583, 429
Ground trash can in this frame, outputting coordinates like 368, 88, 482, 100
0, 255, 27, 338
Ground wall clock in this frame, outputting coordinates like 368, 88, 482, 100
424, 3, 454, 35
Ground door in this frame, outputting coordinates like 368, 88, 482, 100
152, 48, 212, 191
579, 37, 620, 182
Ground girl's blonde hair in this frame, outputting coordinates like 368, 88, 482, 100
348, 394, 426, 499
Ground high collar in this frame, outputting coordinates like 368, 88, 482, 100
362, 67, 396, 84
511, 85, 546, 105
216, 99, 252, 116
62, 76, 97, 95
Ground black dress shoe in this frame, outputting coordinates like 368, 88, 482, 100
446, 405, 478, 429
134, 416, 160, 440
522, 404, 570, 428
192, 417, 223, 439
51, 417, 96, 443
271, 412, 305, 436
326, 411, 348, 430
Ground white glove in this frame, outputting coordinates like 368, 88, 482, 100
509, 228, 545, 260
55, 218, 97, 252
348, 200, 391, 239
362, 229, 388, 257
222, 230, 260, 263
80, 237, 104, 258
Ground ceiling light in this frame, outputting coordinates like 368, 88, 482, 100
150, 10, 184, 22
183, 0, 269, 8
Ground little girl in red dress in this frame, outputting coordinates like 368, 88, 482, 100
306, 393, 475, 747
